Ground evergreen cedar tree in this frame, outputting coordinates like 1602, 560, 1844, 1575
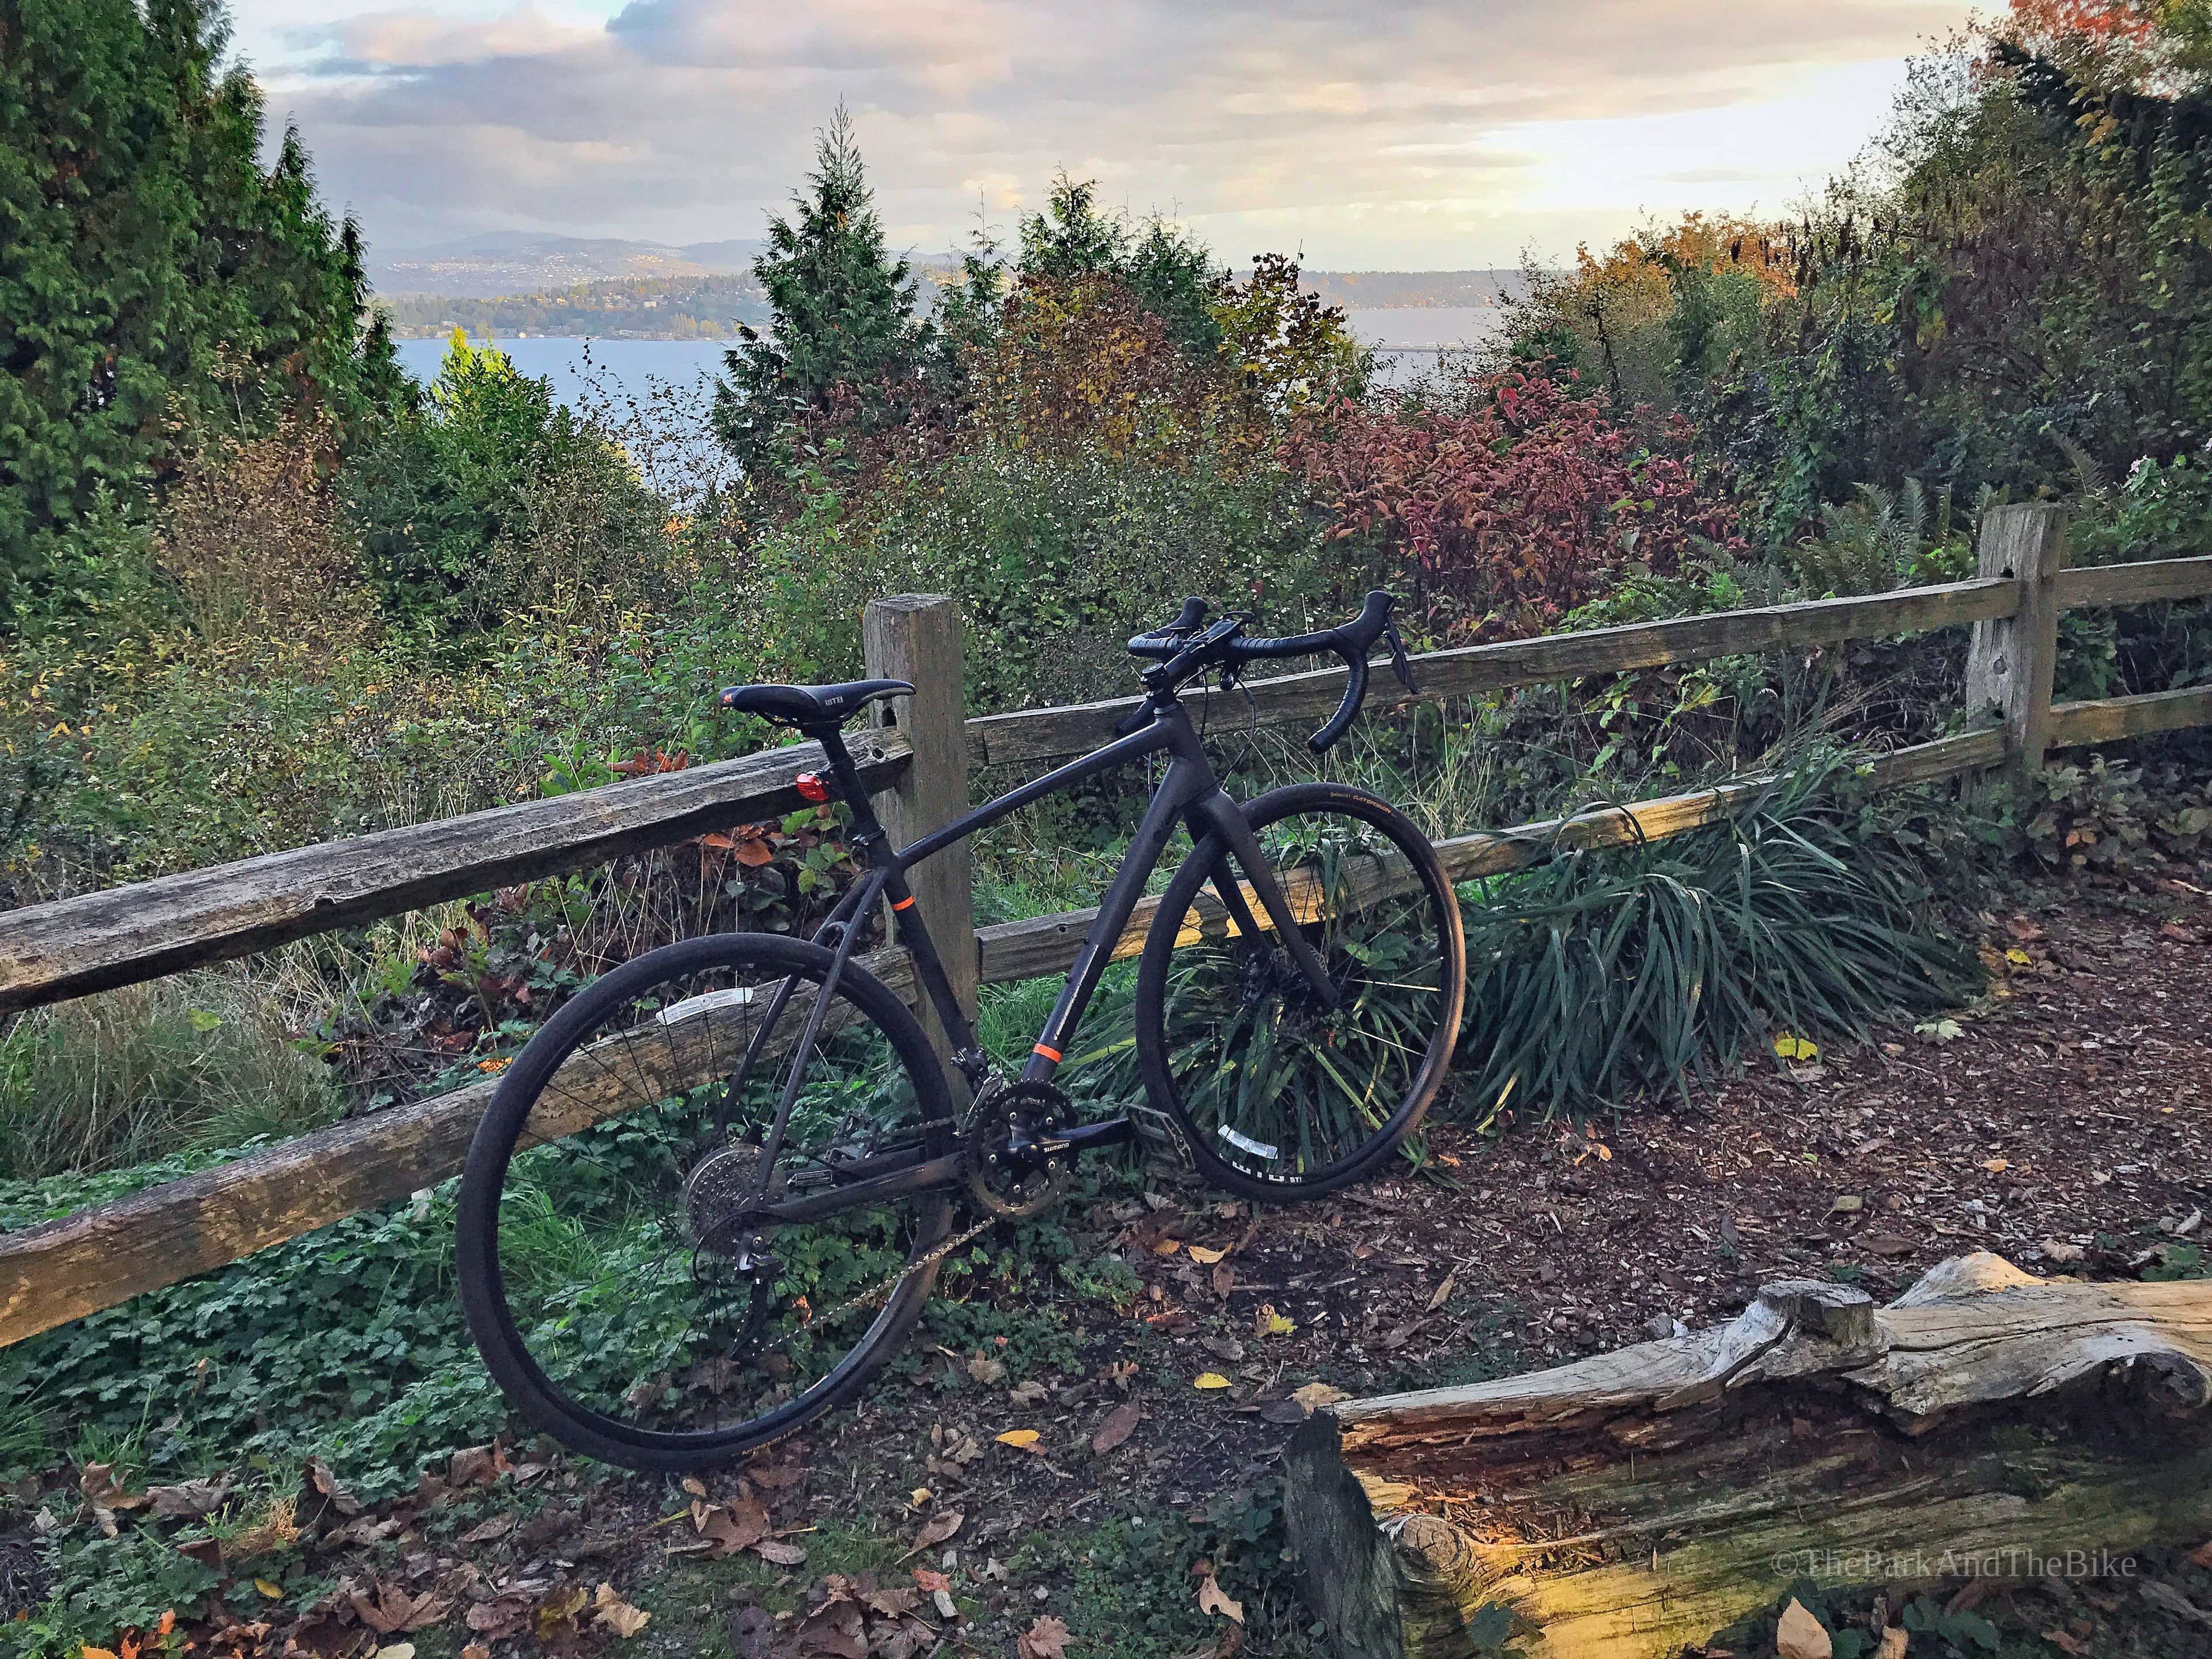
0, 0, 403, 603
711, 105, 935, 480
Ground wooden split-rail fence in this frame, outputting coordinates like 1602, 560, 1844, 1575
1, 504, 2208, 1348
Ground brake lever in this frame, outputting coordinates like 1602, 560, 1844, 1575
1382, 620, 1418, 693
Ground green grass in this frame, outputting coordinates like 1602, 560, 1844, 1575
0, 970, 342, 1181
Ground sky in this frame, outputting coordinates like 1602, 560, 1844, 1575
226, 0, 1983, 271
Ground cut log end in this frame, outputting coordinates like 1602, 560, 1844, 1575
1289, 1253, 2212, 1659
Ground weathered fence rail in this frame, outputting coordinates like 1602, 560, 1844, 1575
2, 506, 2209, 1347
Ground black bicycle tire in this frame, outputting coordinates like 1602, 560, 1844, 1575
456, 932, 955, 1470
1133, 783, 1467, 1202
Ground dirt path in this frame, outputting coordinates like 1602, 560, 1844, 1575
14, 876, 2212, 1659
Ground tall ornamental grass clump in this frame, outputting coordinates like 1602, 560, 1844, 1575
0, 972, 342, 1180
1451, 756, 1981, 1124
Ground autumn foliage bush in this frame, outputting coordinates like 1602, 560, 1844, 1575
1282, 368, 1746, 641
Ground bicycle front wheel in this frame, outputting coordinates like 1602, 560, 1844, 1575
1134, 783, 1465, 1201
456, 933, 955, 1470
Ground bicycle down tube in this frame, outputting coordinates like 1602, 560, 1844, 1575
740, 696, 1340, 1225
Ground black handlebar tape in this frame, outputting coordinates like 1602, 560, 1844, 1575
1309, 650, 1369, 752
1126, 596, 1215, 660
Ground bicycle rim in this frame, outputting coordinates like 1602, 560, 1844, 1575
458, 935, 953, 1464
1138, 786, 1464, 1196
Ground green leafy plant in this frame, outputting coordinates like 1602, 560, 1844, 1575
2003, 752, 2212, 874
1450, 752, 1982, 1124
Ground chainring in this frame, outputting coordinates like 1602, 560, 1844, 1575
963, 1081, 1074, 1221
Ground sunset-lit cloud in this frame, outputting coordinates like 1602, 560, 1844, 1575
226, 0, 1978, 266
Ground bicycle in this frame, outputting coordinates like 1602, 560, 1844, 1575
456, 590, 1468, 1470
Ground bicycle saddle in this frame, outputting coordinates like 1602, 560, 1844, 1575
719, 678, 913, 727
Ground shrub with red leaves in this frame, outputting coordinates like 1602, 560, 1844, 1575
1282, 368, 1745, 639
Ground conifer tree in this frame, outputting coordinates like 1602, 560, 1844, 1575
713, 105, 931, 478
0, 0, 397, 604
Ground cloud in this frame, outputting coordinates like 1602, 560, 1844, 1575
241, 0, 1978, 264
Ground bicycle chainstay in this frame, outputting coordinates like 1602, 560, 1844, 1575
707, 1069, 1009, 1366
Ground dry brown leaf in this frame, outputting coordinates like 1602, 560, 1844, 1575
1092, 1402, 1142, 1454
447, 1444, 510, 1488
78, 1463, 149, 1510
1859, 1233, 1918, 1257
1425, 1272, 1456, 1313
147, 1478, 231, 1520
906, 1508, 964, 1554
592, 1582, 651, 1638
535, 1585, 590, 1642
2039, 1630, 2088, 1658
965, 1353, 1006, 1385
752, 1537, 808, 1567
696, 1491, 771, 1557
1774, 1597, 1831, 1659
1211, 1262, 1235, 1298
1017, 1614, 1073, 1659
455, 1512, 516, 1546
1196, 1568, 1244, 1623
1186, 1245, 1226, 1264
911, 1568, 952, 1594
461, 1646, 491, 1659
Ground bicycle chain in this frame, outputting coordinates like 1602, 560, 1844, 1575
732, 1108, 991, 1365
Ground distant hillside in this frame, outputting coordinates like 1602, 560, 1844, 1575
369, 234, 766, 300
1298, 269, 1519, 309
370, 232, 1521, 340
380, 273, 770, 340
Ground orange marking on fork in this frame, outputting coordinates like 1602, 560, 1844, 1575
1032, 1043, 1063, 1063
891, 895, 916, 911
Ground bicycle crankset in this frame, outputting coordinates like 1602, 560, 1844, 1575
963, 1081, 1074, 1221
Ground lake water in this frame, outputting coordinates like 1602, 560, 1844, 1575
392, 303, 1507, 417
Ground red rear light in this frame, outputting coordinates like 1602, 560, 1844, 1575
795, 772, 831, 804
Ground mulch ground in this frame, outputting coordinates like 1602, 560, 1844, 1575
12, 873, 2212, 1659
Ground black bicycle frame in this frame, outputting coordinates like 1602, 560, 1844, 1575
742, 694, 1338, 1224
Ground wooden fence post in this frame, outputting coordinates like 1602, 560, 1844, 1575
1965, 502, 2067, 771
862, 595, 976, 1058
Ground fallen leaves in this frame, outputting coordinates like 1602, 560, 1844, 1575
146, 1478, 232, 1521
994, 1429, 1041, 1451
904, 1508, 963, 1557
1252, 1304, 1295, 1339
1092, 1402, 1142, 1454
1194, 1563, 1244, 1624
592, 1582, 650, 1638
1192, 1372, 1232, 1391
1017, 1615, 1072, 1659
78, 1461, 151, 1536
1772, 1033, 1819, 1062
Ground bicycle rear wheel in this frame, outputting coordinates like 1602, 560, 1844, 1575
1134, 783, 1465, 1201
456, 933, 955, 1469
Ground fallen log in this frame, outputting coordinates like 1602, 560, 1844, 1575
1284, 1253, 2212, 1659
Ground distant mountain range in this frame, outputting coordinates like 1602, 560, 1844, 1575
369, 233, 1520, 340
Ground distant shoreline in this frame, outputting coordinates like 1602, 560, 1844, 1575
372, 263, 1518, 342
